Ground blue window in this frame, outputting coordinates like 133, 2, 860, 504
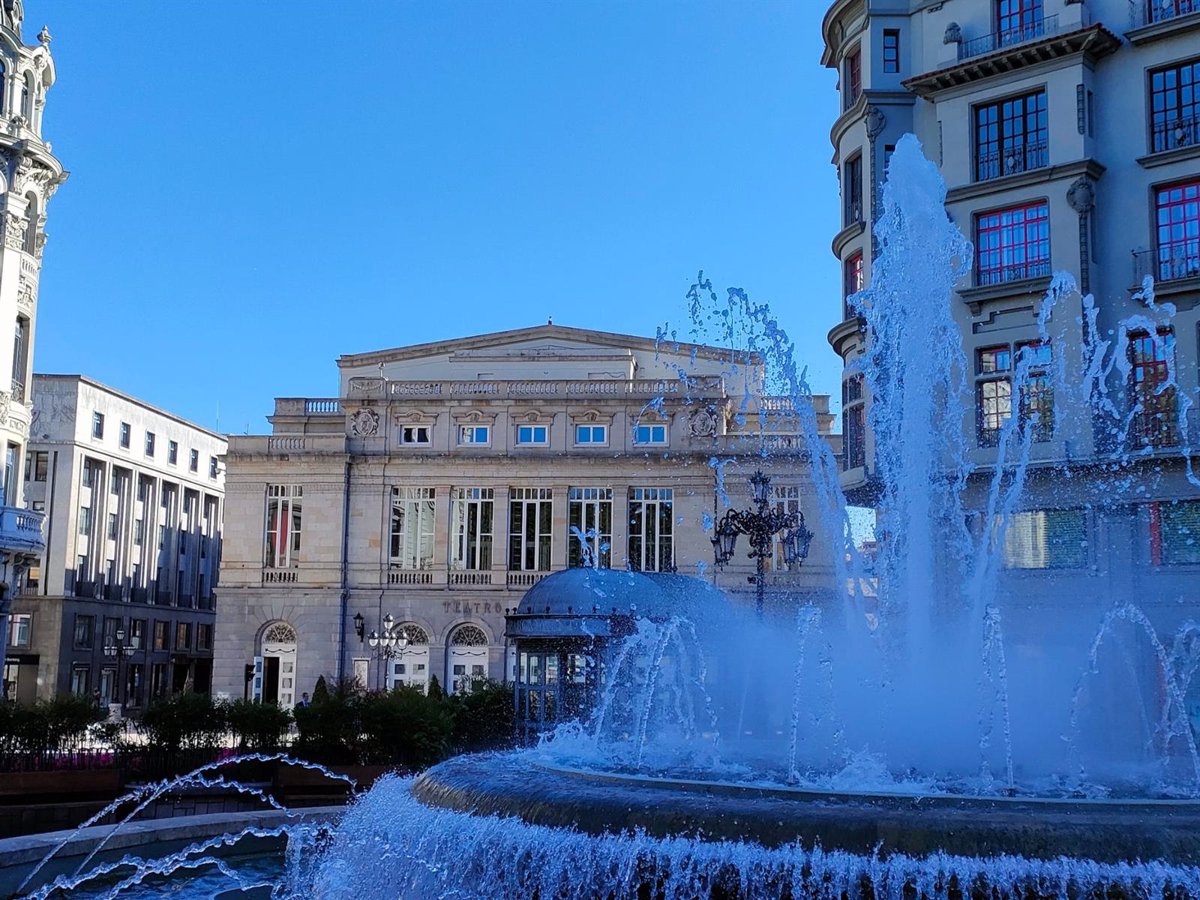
516, 425, 548, 445
574, 424, 607, 445
459, 425, 490, 445
634, 424, 667, 445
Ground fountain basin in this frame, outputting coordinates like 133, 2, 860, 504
413, 753, 1200, 865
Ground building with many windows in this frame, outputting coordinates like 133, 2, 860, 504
0, 5, 67, 675
211, 325, 836, 706
3, 375, 226, 707
823, 0, 1200, 605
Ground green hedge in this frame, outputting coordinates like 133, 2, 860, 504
0, 695, 104, 754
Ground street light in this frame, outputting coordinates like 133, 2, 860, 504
366, 614, 410, 690
103, 627, 137, 711
711, 470, 814, 617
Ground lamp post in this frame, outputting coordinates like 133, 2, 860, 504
103, 627, 136, 713
366, 614, 410, 690
711, 470, 814, 617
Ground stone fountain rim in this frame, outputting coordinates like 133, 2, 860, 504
531, 760, 1200, 810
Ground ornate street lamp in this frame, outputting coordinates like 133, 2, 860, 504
103, 627, 137, 709
711, 470, 814, 617
366, 614, 410, 689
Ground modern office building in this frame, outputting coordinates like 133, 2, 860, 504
0, 4, 67, 670
823, 0, 1200, 607
3, 375, 226, 706
211, 324, 837, 707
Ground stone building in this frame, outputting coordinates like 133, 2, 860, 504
211, 325, 836, 706
4, 375, 226, 706
0, 3, 66, 670
822, 0, 1200, 607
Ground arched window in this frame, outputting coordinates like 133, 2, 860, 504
449, 624, 487, 646
399, 623, 429, 644
22, 192, 36, 254
19, 72, 30, 120
262, 622, 298, 645
446, 624, 489, 695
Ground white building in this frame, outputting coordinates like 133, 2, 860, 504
211, 325, 837, 707
0, 2, 66, 666
5, 375, 226, 706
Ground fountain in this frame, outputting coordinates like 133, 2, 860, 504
14, 135, 1200, 898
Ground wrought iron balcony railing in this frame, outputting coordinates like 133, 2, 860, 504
975, 141, 1048, 182
1151, 116, 1198, 154
1143, 0, 1199, 25
1134, 246, 1200, 284
975, 259, 1052, 288
959, 15, 1058, 61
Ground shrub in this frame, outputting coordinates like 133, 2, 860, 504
294, 679, 364, 765
226, 699, 292, 751
360, 686, 453, 768
312, 675, 330, 704
140, 693, 226, 752
0, 695, 102, 755
448, 679, 515, 752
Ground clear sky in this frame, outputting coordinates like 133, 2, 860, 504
32, 2, 841, 435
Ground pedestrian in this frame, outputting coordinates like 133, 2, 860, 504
297, 692, 311, 707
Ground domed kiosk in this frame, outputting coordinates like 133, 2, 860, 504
506, 568, 728, 740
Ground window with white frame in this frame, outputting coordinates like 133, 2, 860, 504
516, 424, 548, 446
91, 412, 104, 440
633, 423, 667, 446
145, 432, 156, 457
78, 506, 91, 536
628, 487, 674, 572
8, 613, 31, 647
509, 487, 553, 571
568, 487, 612, 568
451, 487, 494, 570
458, 424, 490, 446
265, 484, 302, 568
574, 424, 607, 445
771, 484, 802, 571
400, 424, 431, 445
391, 487, 436, 569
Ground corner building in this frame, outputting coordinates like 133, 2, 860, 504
824, 0, 1200, 608
212, 325, 836, 706
5, 375, 226, 705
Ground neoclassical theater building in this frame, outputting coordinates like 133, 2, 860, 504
211, 324, 836, 705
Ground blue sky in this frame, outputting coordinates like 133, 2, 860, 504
33, 2, 841, 434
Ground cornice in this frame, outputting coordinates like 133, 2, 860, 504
831, 220, 868, 259
1136, 143, 1200, 171
957, 276, 1052, 316
944, 158, 1106, 205
1125, 10, 1200, 46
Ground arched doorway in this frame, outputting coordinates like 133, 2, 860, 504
258, 622, 298, 708
446, 624, 488, 695
386, 624, 431, 692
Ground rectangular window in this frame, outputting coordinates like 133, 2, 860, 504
102, 616, 119, 649
844, 154, 863, 226
458, 425, 490, 445
196, 623, 213, 651
129, 618, 146, 650
71, 667, 89, 696
137, 477, 150, 502
73, 614, 94, 650
167, 441, 178, 465
974, 90, 1048, 182
975, 201, 1050, 286
843, 252, 864, 318
509, 487, 554, 572
629, 487, 674, 573
23, 450, 47, 482
107, 513, 118, 540
843, 47, 861, 110
91, 412, 104, 440
975, 342, 1052, 447
1149, 500, 1200, 566
119, 422, 130, 449
996, 0, 1043, 42
843, 374, 866, 469
516, 424, 548, 445
78, 506, 91, 536
1003, 508, 1087, 569
882, 29, 900, 74
633, 424, 667, 446
391, 486, 436, 569
265, 484, 302, 568
144, 432, 156, 457
82, 463, 94, 489
1154, 179, 1200, 282
189, 449, 199, 472
153, 620, 168, 651
451, 487, 494, 570
209, 456, 219, 478
568, 487, 612, 568
1150, 59, 1199, 153
400, 425, 431, 445
574, 424, 608, 445
8, 613, 31, 648
174, 622, 191, 651
1129, 329, 1179, 449
771, 485, 803, 571
1148, 0, 1200, 23
134, 519, 144, 545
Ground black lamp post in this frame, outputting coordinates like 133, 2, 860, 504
103, 627, 136, 709
353, 612, 365, 642
712, 470, 813, 617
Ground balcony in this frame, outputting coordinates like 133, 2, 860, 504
960, 16, 1058, 61
1150, 116, 1198, 155
1142, 0, 1199, 25
0, 505, 44, 556
976, 259, 1052, 289
976, 141, 1048, 182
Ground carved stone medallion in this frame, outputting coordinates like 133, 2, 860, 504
350, 408, 380, 437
